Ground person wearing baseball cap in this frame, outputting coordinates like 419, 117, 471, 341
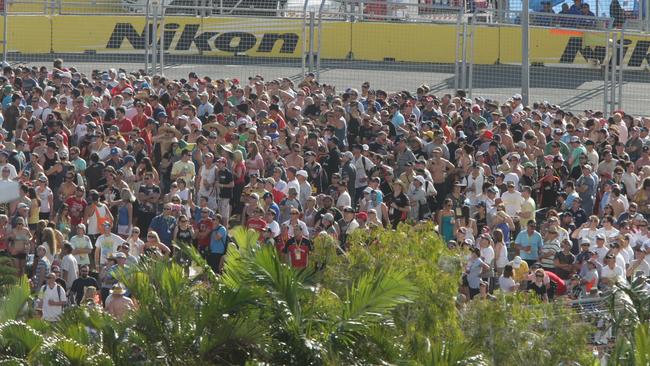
577, 163, 596, 216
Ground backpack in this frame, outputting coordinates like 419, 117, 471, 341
360, 156, 372, 177
40, 284, 69, 310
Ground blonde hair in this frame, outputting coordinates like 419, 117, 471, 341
233, 150, 243, 163
41, 227, 59, 257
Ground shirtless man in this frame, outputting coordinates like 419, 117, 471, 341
58, 170, 78, 203
428, 147, 455, 208
285, 142, 305, 170
105, 284, 135, 320
609, 185, 626, 218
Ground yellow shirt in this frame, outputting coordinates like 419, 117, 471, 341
519, 197, 536, 227
29, 199, 40, 225
171, 160, 196, 186
511, 260, 530, 283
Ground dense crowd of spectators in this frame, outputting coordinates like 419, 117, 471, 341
0, 58, 647, 321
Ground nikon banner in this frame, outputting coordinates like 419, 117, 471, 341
6, 15, 650, 68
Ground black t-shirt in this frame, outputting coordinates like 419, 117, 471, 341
103, 107, 116, 123
554, 251, 576, 279
283, 237, 313, 253
85, 162, 105, 190
177, 226, 194, 244
138, 184, 161, 213
388, 192, 409, 223
368, 141, 388, 156
70, 276, 98, 305
303, 104, 320, 118
134, 149, 148, 164
98, 184, 121, 203
570, 208, 587, 227
530, 282, 548, 299
218, 168, 233, 199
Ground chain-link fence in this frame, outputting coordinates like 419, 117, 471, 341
3, 0, 650, 113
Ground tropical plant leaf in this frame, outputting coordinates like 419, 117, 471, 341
0, 321, 43, 359
248, 244, 305, 331
420, 340, 488, 366
633, 324, 650, 366
0, 277, 31, 322
342, 268, 416, 323
51, 338, 91, 364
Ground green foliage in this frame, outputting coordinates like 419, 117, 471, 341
0, 224, 633, 365
608, 277, 650, 366
315, 221, 465, 361
0, 276, 30, 323
461, 293, 595, 366
0, 257, 18, 295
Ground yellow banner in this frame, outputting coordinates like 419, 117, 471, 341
4, 15, 650, 68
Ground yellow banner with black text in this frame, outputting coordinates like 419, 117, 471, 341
5, 15, 650, 68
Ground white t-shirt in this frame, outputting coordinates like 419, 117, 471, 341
70, 235, 93, 265
95, 233, 125, 266
41, 284, 65, 322
503, 173, 520, 188
594, 246, 610, 265
601, 264, 625, 283
60, 254, 78, 288
126, 237, 144, 257
37, 186, 53, 213
336, 191, 351, 209
578, 228, 599, 251
0, 163, 17, 179
481, 246, 495, 266
286, 178, 300, 196
499, 275, 517, 293
629, 259, 650, 279
500, 190, 523, 217
597, 227, 620, 243
267, 220, 281, 238
281, 219, 310, 239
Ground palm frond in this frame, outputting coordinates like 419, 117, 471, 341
248, 244, 305, 331
230, 226, 260, 253
342, 268, 416, 323
421, 340, 487, 366
50, 338, 92, 364
198, 315, 268, 359
0, 355, 29, 365
633, 324, 650, 366
0, 321, 43, 359
0, 277, 31, 322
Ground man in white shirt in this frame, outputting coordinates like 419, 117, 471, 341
465, 164, 484, 207
336, 182, 352, 210
601, 254, 626, 287
593, 234, 610, 265
285, 167, 301, 196
627, 246, 650, 279
500, 181, 523, 217
0, 151, 17, 179
59, 242, 78, 289
352, 144, 374, 203
94, 222, 125, 271
296, 170, 312, 208
596, 216, 620, 244
40, 272, 66, 322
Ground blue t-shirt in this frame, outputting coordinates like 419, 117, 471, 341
391, 112, 405, 133
210, 225, 227, 255
149, 215, 177, 245
117, 205, 130, 226
515, 230, 543, 261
